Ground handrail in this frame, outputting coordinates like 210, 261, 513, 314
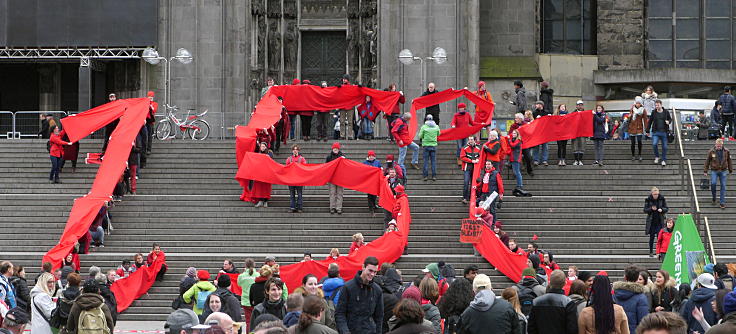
703, 216, 717, 263
672, 108, 686, 194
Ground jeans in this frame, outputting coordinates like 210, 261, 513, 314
723, 114, 735, 138
511, 161, 523, 188
463, 169, 473, 200
532, 143, 549, 163
652, 131, 668, 161
49, 156, 62, 181
289, 115, 298, 139
456, 138, 468, 157
422, 146, 437, 177
711, 171, 728, 204
359, 119, 373, 138
90, 226, 104, 245
593, 139, 605, 162
289, 186, 303, 209
398, 142, 419, 168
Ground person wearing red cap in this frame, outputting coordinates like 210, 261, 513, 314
460, 136, 481, 204
391, 113, 420, 170
183, 270, 217, 315
326, 143, 345, 214
357, 95, 378, 140
384, 83, 405, 142
452, 103, 475, 164
286, 145, 307, 213
383, 167, 405, 227
382, 154, 405, 181
473, 81, 494, 123
391, 184, 407, 221
476, 160, 504, 225
421, 82, 441, 125
363, 151, 382, 214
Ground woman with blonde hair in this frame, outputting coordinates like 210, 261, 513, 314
418, 277, 441, 333
501, 287, 528, 334
30, 272, 57, 334
349, 233, 365, 254
327, 248, 340, 260
293, 274, 336, 330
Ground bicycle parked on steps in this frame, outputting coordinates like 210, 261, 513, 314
155, 105, 210, 140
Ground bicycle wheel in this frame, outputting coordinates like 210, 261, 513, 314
188, 120, 210, 140
155, 121, 173, 140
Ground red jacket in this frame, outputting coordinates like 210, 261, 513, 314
473, 90, 493, 122
147, 101, 158, 124
392, 193, 407, 218
49, 133, 70, 158
285, 154, 307, 165
460, 144, 481, 171
391, 118, 412, 147
507, 136, 523, 162
451, 112, 474, 128
349, 241, 364, 254
656, 228, 672, 254
357, 103, 379, 121
388, 95, 406, 115
478, 166, 504, 196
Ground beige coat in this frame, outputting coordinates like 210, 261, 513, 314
577, 304, 630, 334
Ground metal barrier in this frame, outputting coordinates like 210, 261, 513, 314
0, 111, 14, 139
13, 111, 67, 138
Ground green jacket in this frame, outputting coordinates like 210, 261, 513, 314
238, 270, 259, 306
418, 122, 440, 147
183, 280, 217, 315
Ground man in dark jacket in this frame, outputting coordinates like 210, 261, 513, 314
707, 290, 736, 334
459, 274, 518, 334
66, 279, 115, 334
373, 275, 398, 334
680, 273, 719, 333
213, 274, 243, 322
335, 256, 383, 334
539, 81, 554, 115
527, 270, 577, 334
613, 266, 649, 334
644, 187, 669, 256
421, 82, 441, 125
512, 268, 546, 316
510, 80, 527, 114
704, 138, 733, 209
647, 100, 672, 166
718, 86, 736, 139
97, 271, 118, 324
531, 100, 550, 165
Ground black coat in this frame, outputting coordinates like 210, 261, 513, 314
644, 194, 669, 235
459, 290, 518, 334
387, 323, 434, 334
421, 90, 441, 114
99, 283, 118, 324
540, 88, 554, 114
335, 271, 384, 334
375, 276, 399, 334
647, 109, 672, 133
128, 134, 142, 166
326, 151, 345, 163
250, 280, 267, 307
527, 289, 578, 334
592, 112, 607, 139
9, 276, 30, 312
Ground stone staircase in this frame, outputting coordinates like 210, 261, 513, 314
0, 138, 693, 321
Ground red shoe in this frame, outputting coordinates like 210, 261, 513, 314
730, 137, 735, 141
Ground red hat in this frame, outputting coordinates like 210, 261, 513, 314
597, 270, 609, 276
474, 207, 485, 217
197, 270, 210, 281
495, 221, 503, 229
302, 79, 311, 85
458, 103, 467, 109
477, 81, 486, 88
332, 142, 341, 150
292, 78, 301, 85
147, 91, 155, 97
386, 154, 394, 161
394, 184, 405, 193
367, 150, 376, 157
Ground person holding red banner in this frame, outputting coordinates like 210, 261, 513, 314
592, 105, 609, 166
288, 79, 301, 140
482, 131, 504, 172
571, 101, 588, 165
451, 103, 475, 164
473, 81, 494, 124
326, 142, 345, 214
392, 113, 420, 171
476, 161, 504, 224
418, 114, 440, 181
145, 91, 157, 155
507, 129, 525, 193
460, 136, 481, 204
510, 113, 534, 177
421, 82, 442, 125
553, 104, 569, 166
146, 243, 167, 282
48, 126, 73, 184
286, 145, 307, 213
299, 80, 315, 141
531, 101, 551, 166
357, 95, 378, 140
251, 142, 274, 208
384, 83, 405, 143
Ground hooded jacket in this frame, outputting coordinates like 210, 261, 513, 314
183, 280, 217, 315
512, 277, 546, 301
680, 287, 717, 333
418, 120, 440, 147
514, 87, 527, 113
30, 286, 56, 334
238, 269, 259, 307
540, 88, 554, 114
527, 288, 578, 334
648, 279, 677, 312
656, 226, 673, 255
381, 269, 404, 299
335, 271, 383, 334
420, 299, 441, 334
65, 293, 115, 334
390, 118, 413, 147
459, 289, 518, 334
322, 277, 346, 306
613, 281, 649, 334
374, 276, 399, 334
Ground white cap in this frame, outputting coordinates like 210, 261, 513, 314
576, 100, 584, 105
697, 273, 718, 289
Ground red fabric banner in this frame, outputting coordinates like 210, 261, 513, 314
473, 226, 527, 282
43, 98, 151, 268
267, 85, 401, 114
517, 111, 593, 149
110, 253, 166, 313
408, 89, 495, 141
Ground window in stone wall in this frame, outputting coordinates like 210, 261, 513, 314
541, 0, 596, 55
647, 0, 735, 69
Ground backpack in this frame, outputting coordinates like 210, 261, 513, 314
47, 140, 51, 152
723, 276, 734, 291
196, 290, 213, 310
78, 305, 109, 334
438, 263, 456, 285
444, 314, 461, 334
50, 297, 74, 329
516, 284, 538, 316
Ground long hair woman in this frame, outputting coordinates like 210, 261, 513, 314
501, 287, 528, 334
418, 277, 441, 334
553, 104, 569, 166
649, 270, 677, 312
578, 275, 629, 334
30, 272, 57, 334
387, 299, 434, 334
293, 274, 336, 330
437, 277, 474, 334
238, 258, 258, 332
288, 295, 337, 333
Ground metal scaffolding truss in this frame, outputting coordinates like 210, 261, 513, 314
0, 47, 145, 59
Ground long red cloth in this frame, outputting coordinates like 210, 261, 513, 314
408, 89, 495, 141
517, 111, 593, 148
43, 98, 151, 268
110, 253, 166, 313
268, 85, 401, 114
473, 226, 526, 282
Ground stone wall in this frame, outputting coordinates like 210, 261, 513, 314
479, 0, 537, 57
596, 0, 645, 70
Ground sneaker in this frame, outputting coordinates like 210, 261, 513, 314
558, 160, 563, 166
336, 209, 343, 214
638, 156, 643, 161
290, 208, 296, 213
255, 201, 263, 208
533, 161, 539, 166
578, 161, 584, 166
411, 163, 420, 170
661, 160, 666, 167
431, 177, 437, 181
720, 203, 726, 209
561, 160, 566, 166
423, 177, 428, 181
593, 161, 599, 165
542, 161, 548, 166
330, 208, 336, 214
99, 244, 104, 248
297, 209, 303, 213
263, 202, 268, 208
654, 157, 659, 164
573, 160, 579, 166
598, 161, 604, 167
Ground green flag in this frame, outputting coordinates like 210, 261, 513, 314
661, 214, 710, 286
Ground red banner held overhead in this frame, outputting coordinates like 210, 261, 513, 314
517, 111, 593, 149
408, 88, 495, 141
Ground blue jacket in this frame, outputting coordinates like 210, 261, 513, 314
592, 112, 608, 139
613, 281, 649, 334
335, 271, 383, 334
680, 287, 717, 333
283, 310, 301, 327
718, 93, 736, 116
322, 277, 345, 306
362, 159, 382, 168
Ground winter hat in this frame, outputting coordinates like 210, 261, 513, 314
342, 74, 351, 81
474, 207, 485, 218
302, 79, 311, 85
394, 184, 405, 194
387, 221, 397, 228
147, 91, 155, 97
165, 309, 199, 334
186, 267, 197, 278
367, 150, 376, 157
402, 286, 421, 303
723, 290, 736, 314
576, 100, 584, 105
535, 100, 545, 106
457, 103, 467, 109
473, 274, 492, 291
425, 114, 433, 121
635, 96, 643, 104
332, 142, 341, 150
540, 81, 549, 88
522, 267, 536, 278
704, 263, 715, 274
495, 221, 503, 229
386, 154, 394, 161
528, 254, 541, 269
217, 274, 231, 288
596, 271, 609, 276
197, 270, 210, 281
422, 263, 440, 280
477, 81, 486, 89
292, 78, 301, 85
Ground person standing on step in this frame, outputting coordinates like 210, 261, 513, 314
510, 80, 528, 114
288, 79, 301, 140
273, 96, 290, 153
326, 142, 345, 214
251, 141, 274, 208
391, 113, 420, 171
286, 145, 307, 213
299, 80, 315, 141
704, 138, 732, 209
314, 81, 331, 142
363, 151, 382, 214
460, 136, 481, 204
509, 113, 534, 176
473, 81, 494, 125
338, 75, 357, 140
357, 95, 378, 140
127, 129, 142, 194
628, 96, 648, 161
476, 160, 504, 224
261, 77, 276, 97
421, 82, 441, 125
592, 105, 608, 166
531, 100, 551, 166
656, 218, 675, 261
571, 100, 587, 165
60, 129, 79, 172
39, 114, 57, 139
483, 130, 504, 173
553, 104, 569, 166
507, 129, 525, 194
48, 126, 72, 184
451, 103, 475, 165
384, 83, 405, 142
644, 187, 668, 257
539, 81, 554, 115
647, 100, 672, 167
718, 86, 736, 140
419, 114, 440, 181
